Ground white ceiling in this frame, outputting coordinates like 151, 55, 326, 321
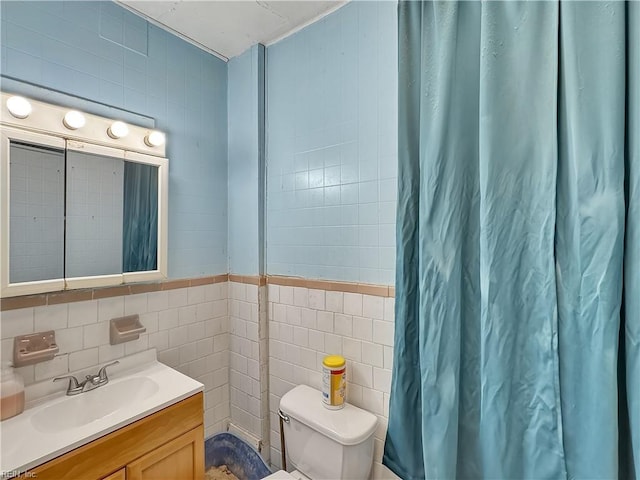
117, 0, 348, 60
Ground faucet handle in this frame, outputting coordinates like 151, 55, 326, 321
97, 360, 119, 382
53, 375, 81, 391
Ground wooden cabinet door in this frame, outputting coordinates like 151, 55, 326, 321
102, 469, 126, 480
126, 425, 204, 480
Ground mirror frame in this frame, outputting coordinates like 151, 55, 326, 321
0, 93, 168, 298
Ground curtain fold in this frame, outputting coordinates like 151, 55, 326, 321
625, 2, 640, 476
385, 1, 639, 478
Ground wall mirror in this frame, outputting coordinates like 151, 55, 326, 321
1, 93, 168, 297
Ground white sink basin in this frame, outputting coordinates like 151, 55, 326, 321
0, 350, 203, 475
31, 377, 159, 433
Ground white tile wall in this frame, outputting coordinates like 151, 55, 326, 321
228, 281, 270, 460
1, 279, 398, 478
0, 283, 230, 438
267, 284, 399, 479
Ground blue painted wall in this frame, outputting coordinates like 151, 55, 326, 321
227, 45, 265, 276
0, 1, 228, 278
265, 1, 398, 285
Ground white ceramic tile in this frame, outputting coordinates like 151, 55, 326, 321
285, 305, 301, 325
187, 321, 206, 342
213, 299, 228, 317
383, 297, 395, 321
353, 316, 373, 342
147, 291, 169, 312
300, 308, 317, 329
139, 311, 159, 333
1, 338, 13, 363
383, 346, 394, 370
34, 304, 68, 331
293, 326, 308, 348
343, 293, 363, 316
157, 347, 179, 368
97, 297, 124, 322
279, 324, 293, 343
272, 303, 286, 322
308, 329, 324, 351
98, 344, 125, 363
149, 330, 169, 351
373, 320, 394, 346
343, 337, 362, 362
158, 308, 179, 330
373, 367, 392, 393
69, 347, 99, 372
213, 333, 229, 353
124, 293, 148, 315
168, 288, 188, 308
188, 285, 206, 305
362, 341, 384, 368
361, 387, 383, 415
178, 305, 198, 325
363, 295, 384, 320
34, 354, 68, 381
316, 311, 334, 333
0, 308, 34, 339
246, 284, 258, 304
279, 286, 294, 305
56, 326, 84, 354
267, 284, 280, 303
307, 289, 325, 310
196, 338, 214, 357
325, 291, 343, 313
196, 302, 214, 322
293, 287, 308, 307
168, 325, 188, 348
334, 313, 353, 337
124, 334, 149, 355
83, 321, 109, 348
67, 301, 98, 327
324, 333, 342, 355
351, 362, 373, 388
180, 342, 197, 364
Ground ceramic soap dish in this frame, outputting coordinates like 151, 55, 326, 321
110, 314, 146, 345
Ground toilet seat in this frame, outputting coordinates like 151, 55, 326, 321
263, 469, 309, 480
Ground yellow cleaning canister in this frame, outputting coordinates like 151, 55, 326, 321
322, 355, 346, 409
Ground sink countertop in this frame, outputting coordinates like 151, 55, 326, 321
0, 349, 203, 475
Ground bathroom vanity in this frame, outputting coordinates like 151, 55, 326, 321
25, 393, 204, 480
0, 350, 205, 480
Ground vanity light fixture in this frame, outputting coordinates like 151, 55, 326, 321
6, 96, 32, 119
62, 110, 86, 130
107, 121, 129, 139
144, 130, 166, 147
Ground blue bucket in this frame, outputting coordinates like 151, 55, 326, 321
205, 432, 273, 480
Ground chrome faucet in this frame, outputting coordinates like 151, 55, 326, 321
53, 361, 119, 395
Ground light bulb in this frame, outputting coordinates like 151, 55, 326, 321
6, 96, 32, 119
144, 130, 165, 147
107, 121, 129, 139
63, 110, 86, 130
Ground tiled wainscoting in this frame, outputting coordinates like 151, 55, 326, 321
1, 275, 400, 478
267, 283, 399, 479
0, 280, 231, 439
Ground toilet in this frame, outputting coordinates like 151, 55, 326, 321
265, 384, 378, 480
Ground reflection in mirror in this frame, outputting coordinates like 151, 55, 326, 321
65, 150, 124, 278
9, 142, 64, 283
123, 162, 158, 273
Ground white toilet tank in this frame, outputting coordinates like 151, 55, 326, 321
280, 385, 378, 480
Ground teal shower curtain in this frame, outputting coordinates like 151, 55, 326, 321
384, 2, 639, 479
123, 162, 158, 272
